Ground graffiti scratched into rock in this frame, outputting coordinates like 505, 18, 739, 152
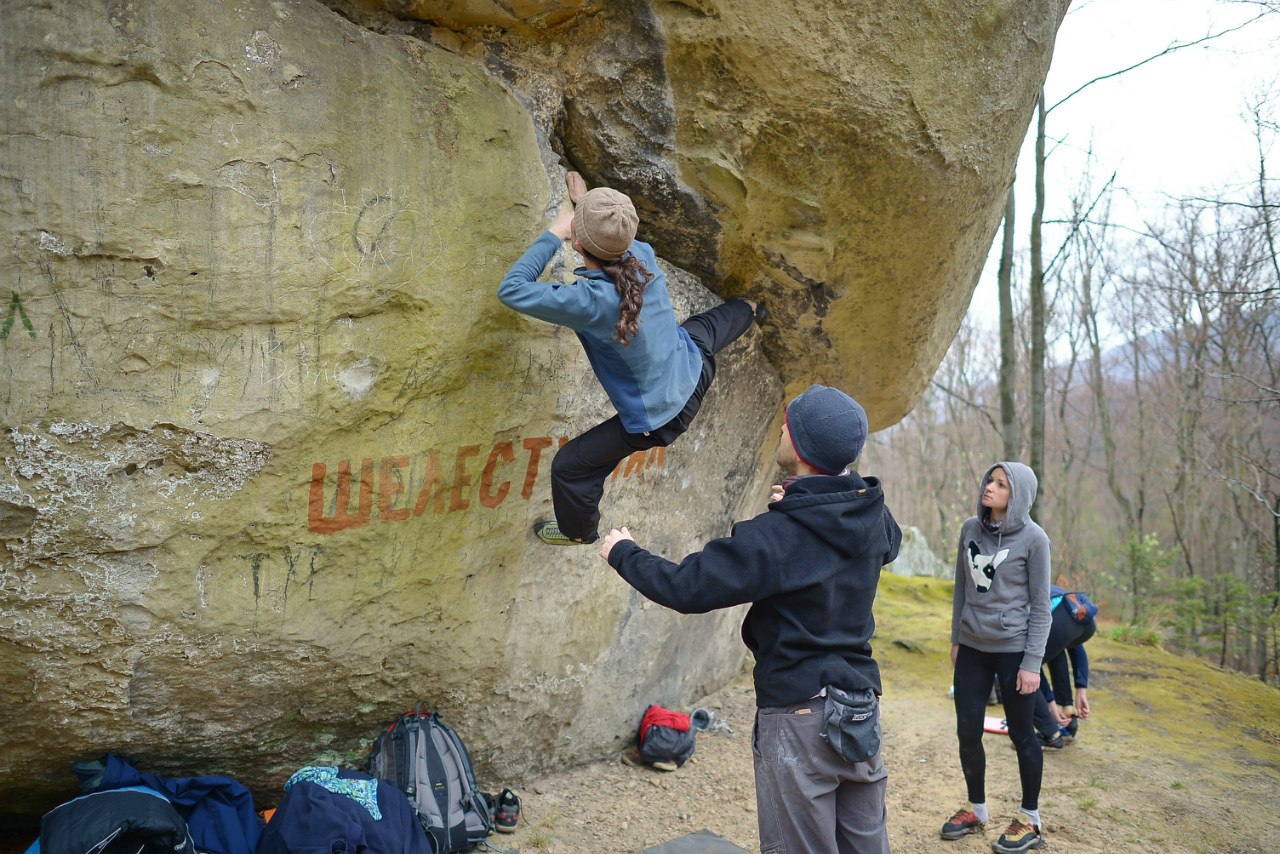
351, 194, 399, 258
308, 436, 666, 535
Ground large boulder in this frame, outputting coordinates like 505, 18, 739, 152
368, 0, 1069, 425
886, 526, 954, 580
0, 0, 1067, 818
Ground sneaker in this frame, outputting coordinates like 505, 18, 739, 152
533, 520, 594, 546
1065, 715, 1079, 738
1040, 731, 1065, 750
650, 759, 678, 772
992, 816, 1043, 853
941, 807, 985, 840
494, 788, 520, 833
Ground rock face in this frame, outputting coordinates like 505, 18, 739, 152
383, 0, 1069, 425
0, 0, 1066, 818
886, 526, 954, 580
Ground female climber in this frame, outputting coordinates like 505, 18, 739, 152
498, 172, 760, 545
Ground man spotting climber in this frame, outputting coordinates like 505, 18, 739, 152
599, 384, 902, 854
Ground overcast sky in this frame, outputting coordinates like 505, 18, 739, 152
971, 0, 1279, 315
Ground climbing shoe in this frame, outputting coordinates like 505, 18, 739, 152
1065, 715, 1079, 738
1040, 731, 1065, 750
650, 760, 678, 772
494, 788, 521, 833
991, 816, 1043, 853
941, 807, 985, 840
533, 520, 594, 546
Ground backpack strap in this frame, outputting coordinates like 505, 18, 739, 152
403, 711, 420, 799
423, 713, 457, 851
440, 723, 493, 835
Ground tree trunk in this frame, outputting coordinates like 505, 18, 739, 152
1029, 92, 1047, 517
998, 186, 1020, 462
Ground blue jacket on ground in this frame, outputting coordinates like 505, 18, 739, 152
498, 231, 703, 433
257, 770, 430, 854
76, 753, 261, 854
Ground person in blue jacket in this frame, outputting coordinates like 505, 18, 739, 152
1034, 585, 1097, 748
499, 172, 759, 545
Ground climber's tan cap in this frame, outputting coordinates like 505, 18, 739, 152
574, 187, 638, 261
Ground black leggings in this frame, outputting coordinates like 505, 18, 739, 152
953, 644, 1042, 812
550, 299, 755, 541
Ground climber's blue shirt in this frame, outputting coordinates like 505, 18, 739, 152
498, 231, 703, 433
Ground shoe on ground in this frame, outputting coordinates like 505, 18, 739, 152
1040, 731, 1065, 750
1065, 715, 1079, 738
494, 788, 520, 833
650, 759, 678, 772
533, 520, 594, 546
940, 807, 985, 840
991, 816, 1043, 853
620, 746, 644, 767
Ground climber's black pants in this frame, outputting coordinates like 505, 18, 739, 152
551, 299, 755, 542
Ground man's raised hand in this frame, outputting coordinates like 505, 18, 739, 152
599, 526, 634, 561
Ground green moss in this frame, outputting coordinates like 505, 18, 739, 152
972, 2, 1008, 40
872, 573, 1280, 776
1109, 623, 1163, 646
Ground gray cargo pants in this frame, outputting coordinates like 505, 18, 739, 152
753, 697, 891, 854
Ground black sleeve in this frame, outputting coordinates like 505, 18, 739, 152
882, 506, 902, 565
606, 519, 783, 614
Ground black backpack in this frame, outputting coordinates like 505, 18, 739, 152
367, 702, 493, 853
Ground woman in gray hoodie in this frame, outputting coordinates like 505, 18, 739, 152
941, 462, 1052, 853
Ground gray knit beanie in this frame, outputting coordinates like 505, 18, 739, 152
784, 384, 868, 474
574, 187, 638, 261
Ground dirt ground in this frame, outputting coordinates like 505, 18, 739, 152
7, 575, 1277, 854
498, 645, 1280, 854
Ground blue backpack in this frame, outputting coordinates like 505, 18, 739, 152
1061, 591, 1098, 623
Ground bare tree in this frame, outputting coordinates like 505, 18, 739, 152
998, 187, 1021, 461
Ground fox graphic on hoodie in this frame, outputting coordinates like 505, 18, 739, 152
950, 461, 1052, 673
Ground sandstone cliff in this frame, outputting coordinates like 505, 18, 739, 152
0, 0, 1067, 816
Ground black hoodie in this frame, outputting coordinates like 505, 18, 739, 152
608, 472, 902, 707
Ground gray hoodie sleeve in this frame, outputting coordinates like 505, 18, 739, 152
1019, 528, 1053, 671
950, 522, 971, 645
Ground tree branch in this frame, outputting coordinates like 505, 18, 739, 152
929, 380, 1001, 435
1045, 172, 1117, 280
1047, 12, 1269, 114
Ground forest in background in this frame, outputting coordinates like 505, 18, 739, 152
862, 42, 1279, 683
